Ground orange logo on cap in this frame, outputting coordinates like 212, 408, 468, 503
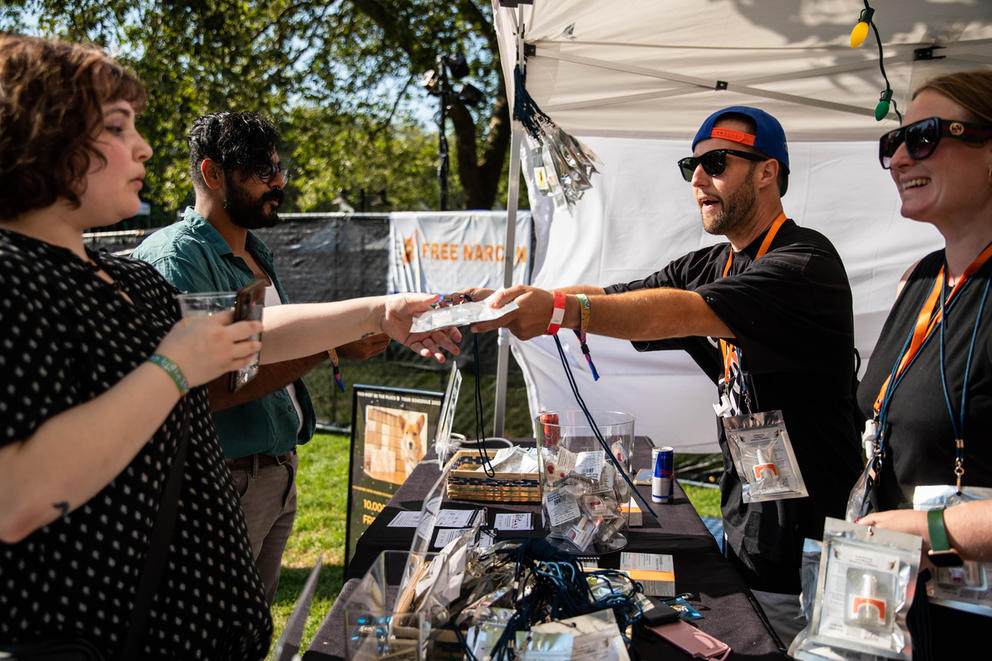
710, 127, 756, 147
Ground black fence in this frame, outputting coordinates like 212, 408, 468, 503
85, 213, 532, 437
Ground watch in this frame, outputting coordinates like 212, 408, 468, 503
927, 507, 963, 567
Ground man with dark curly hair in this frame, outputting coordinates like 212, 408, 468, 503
132, 112, 389, 604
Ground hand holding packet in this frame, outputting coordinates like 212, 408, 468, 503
410, 290, 519, 333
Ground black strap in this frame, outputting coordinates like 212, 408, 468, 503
119, 400, 190, 659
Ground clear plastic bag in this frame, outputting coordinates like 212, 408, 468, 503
409, 290, 518, 333
723, 410, 808, 503
913, 485, 992, 616
796, 518, 920, 659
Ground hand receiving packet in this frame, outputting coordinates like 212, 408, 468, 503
410, 291, 519, 333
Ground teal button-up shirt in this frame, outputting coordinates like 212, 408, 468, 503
132, 207, 316, 458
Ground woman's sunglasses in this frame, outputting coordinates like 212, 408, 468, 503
878, 116, 992, 169
677, 149, 768, 182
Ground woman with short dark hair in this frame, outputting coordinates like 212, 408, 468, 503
0, 33, 457, 659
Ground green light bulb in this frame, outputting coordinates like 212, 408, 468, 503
875, 90, 893, 121
874, 99, 890, 120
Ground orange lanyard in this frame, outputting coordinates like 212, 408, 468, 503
873, 242, 992, 416
719, 213, 787, 380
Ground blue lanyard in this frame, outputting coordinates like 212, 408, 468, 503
938, 267, 992, 493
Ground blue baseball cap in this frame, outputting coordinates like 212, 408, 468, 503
692, 106, 790, 193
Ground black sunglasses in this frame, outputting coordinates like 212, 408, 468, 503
677, 149, 768, 182
878, 116, 992, 169
255, 162, 290, 185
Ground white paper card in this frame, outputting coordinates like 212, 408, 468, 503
387, 511, 423, 528
433, 527, 473, 549
435, 508, 479, 528
494, 513, 533, 531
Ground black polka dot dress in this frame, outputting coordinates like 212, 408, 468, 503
0, 229, 272, 660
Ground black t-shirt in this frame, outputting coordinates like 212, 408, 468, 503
606, 219, 862, 593
857, 250, 992, 510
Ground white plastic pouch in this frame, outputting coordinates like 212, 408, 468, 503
409, 290, 518, 333
805, 518, 921, 659
530, 610, 630, 661
723, 410, 808, 503
913, 485, 992, 616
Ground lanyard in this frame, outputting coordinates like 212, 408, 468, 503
873, 243, 992, 417
939, 259, 992, 493
872, 243, 992, 489
719, 212, 787, 382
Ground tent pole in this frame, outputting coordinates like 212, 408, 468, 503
493, 125, 523, 437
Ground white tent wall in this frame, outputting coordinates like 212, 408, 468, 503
492, 0, 992, 451
510, 136, 941, 452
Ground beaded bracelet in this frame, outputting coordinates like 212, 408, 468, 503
147, 353, 189, 395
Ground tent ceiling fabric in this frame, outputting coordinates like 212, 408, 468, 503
494, 0, 992, 140
490, 0, 991, 450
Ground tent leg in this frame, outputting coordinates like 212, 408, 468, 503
493, 126, 524, 437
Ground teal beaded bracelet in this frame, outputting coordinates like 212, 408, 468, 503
147, 353, 189, 395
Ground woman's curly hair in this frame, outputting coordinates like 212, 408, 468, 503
0, 33, 147, 221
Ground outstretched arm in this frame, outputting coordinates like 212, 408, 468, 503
259, 293, 460, 364
469, 285, 732, 341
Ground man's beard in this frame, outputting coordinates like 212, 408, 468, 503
223, 174, 283, 229
701, 165, 757, 237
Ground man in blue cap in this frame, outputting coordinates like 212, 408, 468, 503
471, 106, 862, 645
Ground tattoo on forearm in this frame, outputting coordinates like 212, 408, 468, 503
361, 332, 374, 339
53, 501, 69, 517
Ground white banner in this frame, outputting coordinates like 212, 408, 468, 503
387, 211, 532, 294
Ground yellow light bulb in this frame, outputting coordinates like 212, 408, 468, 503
851, 21, 869, 48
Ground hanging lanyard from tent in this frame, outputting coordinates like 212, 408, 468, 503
719, 212, 786, 382
872, 243, 992, 488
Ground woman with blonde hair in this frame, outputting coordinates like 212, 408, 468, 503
856, 69, 992, 656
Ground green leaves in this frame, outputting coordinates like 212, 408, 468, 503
1, 0, 511, 218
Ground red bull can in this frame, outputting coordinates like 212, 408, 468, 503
652, 446, 674, 503
540, 411, 560, 447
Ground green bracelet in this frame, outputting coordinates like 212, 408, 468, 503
147, 353, 189, 395
575, 293, 592, 333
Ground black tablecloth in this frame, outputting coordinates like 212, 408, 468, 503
304, 437, 791, 661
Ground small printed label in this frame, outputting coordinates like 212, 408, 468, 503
545, 488, 581, 527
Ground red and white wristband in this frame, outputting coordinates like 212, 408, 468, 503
546, 290, 566, 335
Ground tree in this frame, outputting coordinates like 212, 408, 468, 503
0, 0, 512, 217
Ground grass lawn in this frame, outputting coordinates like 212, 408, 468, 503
265, 432, 722, 659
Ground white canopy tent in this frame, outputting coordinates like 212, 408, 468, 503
489, 0, 992, 451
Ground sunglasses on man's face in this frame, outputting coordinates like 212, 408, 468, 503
677, 149, 768, 182
878, 116, 992, 169
255, 162, 290, 185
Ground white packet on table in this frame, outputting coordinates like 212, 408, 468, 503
531, 609, 630, 661
409, 290, 519, 333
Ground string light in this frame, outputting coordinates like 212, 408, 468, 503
847, 2, 901, 123
875, 89, 893, 121
850, 7, 874, 48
